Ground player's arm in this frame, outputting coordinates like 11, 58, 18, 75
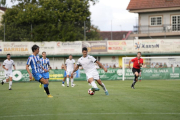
26, 65, 32, 80
96, 61, 107, 72
2, 61, 8, 70
26, 57, 32, 80
138, 59, 143, 67
12, 60, 16, 70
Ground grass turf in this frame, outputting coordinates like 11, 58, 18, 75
0, 80, 180, 120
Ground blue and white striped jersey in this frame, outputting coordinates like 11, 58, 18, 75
26, 54, 42, 74
40, 58, 50, 73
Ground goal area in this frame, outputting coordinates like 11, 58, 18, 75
122, 57, 180, 81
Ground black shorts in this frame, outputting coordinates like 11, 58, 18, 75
132, 68, 140, 74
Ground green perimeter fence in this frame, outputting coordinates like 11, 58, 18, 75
0, 68, 179, 82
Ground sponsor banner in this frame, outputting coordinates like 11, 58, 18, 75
107, 41, 134, 52
134, 40, 180, 52
7, 68, 180, 82
55, 41, 82, 54
33, 42, 56, 55
82, 41, 107, 52
2, 42, 31, 55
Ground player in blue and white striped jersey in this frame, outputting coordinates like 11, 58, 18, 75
26, 45, 53, 98
39, 51, 51, 88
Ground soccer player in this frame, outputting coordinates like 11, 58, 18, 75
1, 54, 16, 90
39, 51, 51, 88
26, 45, 53, 98
129, 52, 143, 89
71, 47, 109, 95
65, 55, 76, 87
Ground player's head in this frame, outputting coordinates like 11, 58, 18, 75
32, 45, 39, 54
69, 55, 72, 59
82, 47, 88, 57
137, 52, 141, 58
7, 53, 11, 59
42, 51, 46, 58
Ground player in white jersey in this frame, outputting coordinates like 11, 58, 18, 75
65, 55, 76, 87
1, 54, 16, 90
71, 47, 109, 95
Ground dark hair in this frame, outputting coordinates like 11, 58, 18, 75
7, 54, 10, 56
137, 52, 141, 54
82, 47, 88, 52
42, 51, 46, 54
32, 45, 39, 52
69, 54, 72, 57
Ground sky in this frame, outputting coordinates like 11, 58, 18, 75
6, 0, 138, 31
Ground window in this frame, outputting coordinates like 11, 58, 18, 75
150, 16, 162, 26
171, 15, 180, 31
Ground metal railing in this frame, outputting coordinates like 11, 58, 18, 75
133, 24, 180, 34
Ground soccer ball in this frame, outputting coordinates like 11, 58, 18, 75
88, 89, 95, 95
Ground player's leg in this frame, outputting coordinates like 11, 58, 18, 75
40, 78, 53, 98
70, 71, 75, 87
87, 77, 100, 91
96, 79, 109, 95
66, 71, 70, 87
1, 74, 9, 85
9, 76, 13, 90
131, 71, 139, 89
62, 71, 66, 87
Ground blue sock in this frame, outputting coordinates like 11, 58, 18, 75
44, 84, 48, 88
62, 81, 64, 84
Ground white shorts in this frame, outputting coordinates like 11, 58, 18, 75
5, 72, 13, 79
66, 70, 73, 76
86, 71, 100, 81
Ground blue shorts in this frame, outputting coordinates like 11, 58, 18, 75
42, 72, 49, 79
64, 71, 67, 77
33, 73, 43, 82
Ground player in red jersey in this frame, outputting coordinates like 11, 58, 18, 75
129, 52, 143, 89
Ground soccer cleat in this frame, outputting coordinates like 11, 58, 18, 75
47, 95, 53, 98
39, 83, 42, 88
9, 88, 12, 90
67, 84, 69, 87
105, 91, 109, 95
62, 84, 65, 87
131, 86, 135, 89
1, 81, 4, 85
91, 88, 100, 91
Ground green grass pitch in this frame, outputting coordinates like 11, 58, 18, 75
0, 80, 180, 120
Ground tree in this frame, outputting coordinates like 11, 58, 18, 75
0, 0, 101, 41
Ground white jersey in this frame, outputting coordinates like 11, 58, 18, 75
3, 59, 15, 73
77, 55, 97, 74
65, 59, 75, 71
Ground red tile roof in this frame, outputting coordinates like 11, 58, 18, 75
127, 0, 180, 10
0, 7, 6, 12
99, 31, 132, 40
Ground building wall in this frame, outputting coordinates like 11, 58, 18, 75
139, 11, 180, 34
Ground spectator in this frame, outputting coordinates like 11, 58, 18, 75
159, 63, 163, 68
163, 63, 167, 68
113, 64, 116, 68
155, 63, 159, 68
142, 63, 146, 68
61, 64, 65, 69
109, 65, 112, 68
119, 65, 122, 69
56, 67, 58, 70
177, 65, 179, 67
105, 63, 109, 69
151, 63, 154, 68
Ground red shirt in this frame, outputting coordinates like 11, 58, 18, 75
131, 57, 143, 69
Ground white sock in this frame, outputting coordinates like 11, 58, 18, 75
71, 78, 74, 86
100, 83, 107, 92
9, 81, 12, 89
91, 80, 98, 88
67, 78, 69, 85
3, 80, 7, 83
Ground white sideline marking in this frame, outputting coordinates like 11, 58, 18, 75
0, 113, 180, 118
